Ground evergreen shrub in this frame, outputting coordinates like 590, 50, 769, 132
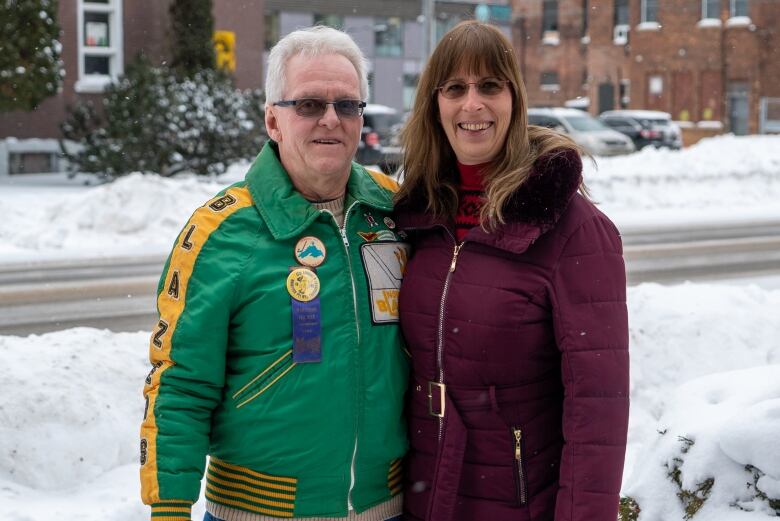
0, 0, 64, 111
60, 57, 265, 178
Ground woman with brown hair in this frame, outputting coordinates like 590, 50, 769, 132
394, 21, 629, 521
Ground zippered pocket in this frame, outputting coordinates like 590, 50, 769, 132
511, 426, 528, 506
232, 349, 296, 408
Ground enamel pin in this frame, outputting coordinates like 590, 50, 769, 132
286, 268, 321, 302
294, 236, 327, 267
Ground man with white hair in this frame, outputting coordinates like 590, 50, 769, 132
140, 26, 408, 521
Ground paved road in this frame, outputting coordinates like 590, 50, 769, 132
0, 256, 163, 335
1, 221, 779, 335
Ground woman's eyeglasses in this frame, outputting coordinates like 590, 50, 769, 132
272, 98, 367, 118
435, 78, 511, 100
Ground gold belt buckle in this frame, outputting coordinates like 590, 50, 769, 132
427, 381, 446, 418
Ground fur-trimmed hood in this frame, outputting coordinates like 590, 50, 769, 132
501, 147, 583, 226
395, 148, 583, 253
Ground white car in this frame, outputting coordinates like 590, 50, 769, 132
527, 107, 636, 156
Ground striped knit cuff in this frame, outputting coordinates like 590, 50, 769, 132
150, 500, 193, 521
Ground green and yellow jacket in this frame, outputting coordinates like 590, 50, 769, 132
140, 142, 409, 520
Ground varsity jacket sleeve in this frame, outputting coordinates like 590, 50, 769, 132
550, 213, 630, 521
140, 187, 256, 520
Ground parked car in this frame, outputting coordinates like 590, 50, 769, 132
355, 103, 403, 174
527, 107, 635, 156
599, 110, 683, 150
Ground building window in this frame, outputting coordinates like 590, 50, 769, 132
641, 0, 658, 23
619, 78, 630, 108
648, 75, 663, 95
730, 0, 748, 17
613, 0, 630, 43
265, 11, 279, 50
403, 73, 419, 111
582, 0, 589, 36
375, 17, 403, 57
314, 14, 344, 29
8, 152, 59, 175
614, 0, 629, 26
540, 71, 560, 91
702, 0, 721, 19
77, 0, 123, 93
542, 0, 559, 43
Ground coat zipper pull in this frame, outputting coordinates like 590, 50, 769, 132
449, 243, 463, 272
513, 427, 528, 505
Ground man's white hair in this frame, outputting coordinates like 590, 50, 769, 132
265, 26, 369, 104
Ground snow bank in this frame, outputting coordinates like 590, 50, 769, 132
0, 329, 147, 489
0, 328, 153, 520
585, 134, 780, 211
627, 282, 780, 422
0, 173, 228, 258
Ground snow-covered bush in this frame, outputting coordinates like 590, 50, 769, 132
0, 0, 64, 111
622, 366, 780, 520
60, 56, 265, 178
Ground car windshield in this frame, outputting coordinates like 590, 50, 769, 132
364, 113, 403, 135
564, 115, 609, 132
638, 118, 670, 127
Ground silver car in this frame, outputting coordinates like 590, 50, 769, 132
527, 107, 636, 156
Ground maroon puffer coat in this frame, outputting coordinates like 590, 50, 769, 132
395, 150, 629, 521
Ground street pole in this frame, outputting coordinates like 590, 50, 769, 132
422, 0, 435, 62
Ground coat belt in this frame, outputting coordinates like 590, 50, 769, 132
413, 374, 561, 521
425, 387, 467, 521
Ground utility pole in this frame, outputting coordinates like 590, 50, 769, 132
422, 0, 436, 62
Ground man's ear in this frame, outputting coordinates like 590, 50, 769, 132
265, 105, 282, 142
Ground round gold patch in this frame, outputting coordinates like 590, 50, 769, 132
286, 268, 320, 302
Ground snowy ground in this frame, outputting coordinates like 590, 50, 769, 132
1, 135, 780, 519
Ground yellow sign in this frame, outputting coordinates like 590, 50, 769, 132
214, 30, 236, 72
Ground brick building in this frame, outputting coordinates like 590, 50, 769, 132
512, 0, 780, 135
0, 0, 264, 177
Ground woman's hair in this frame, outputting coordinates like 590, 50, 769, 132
396, 21, 581, 228
265, 26, 370, 104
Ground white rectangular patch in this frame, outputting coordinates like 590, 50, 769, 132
360, 242, 410, 324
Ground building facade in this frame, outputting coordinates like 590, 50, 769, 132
0, 0, 264, 177
263, 0, 513, 114
512, 0, 780, 135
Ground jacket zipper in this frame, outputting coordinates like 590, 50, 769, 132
512, 426, 528, 505
435, 231, 463, 441
331, 201, 361, 510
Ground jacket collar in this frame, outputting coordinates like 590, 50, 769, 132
246, 141, 394, 240
396, 149, 583, 254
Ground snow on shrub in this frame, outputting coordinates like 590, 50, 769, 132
622, 366, 780, 520
60, 56, 265, 179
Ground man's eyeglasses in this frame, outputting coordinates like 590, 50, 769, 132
272, 98, 367, 118
435, 78, 511, 100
